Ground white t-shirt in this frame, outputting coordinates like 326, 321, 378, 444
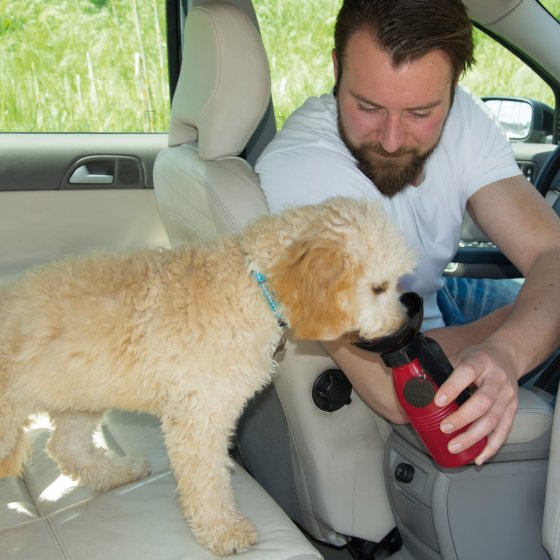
255, 86, 521, 331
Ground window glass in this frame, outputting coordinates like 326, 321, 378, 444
253, 0, 341, 129
460, 28, 555, 110
254, 0, 555, 134
0, 0, 170, 133
539, 0, 560, 20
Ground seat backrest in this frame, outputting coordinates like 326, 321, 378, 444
543, 405, 560, 559
154, 0, 271, 243
153, 0, 396, 547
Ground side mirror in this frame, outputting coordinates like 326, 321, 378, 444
482, 96, 554, 143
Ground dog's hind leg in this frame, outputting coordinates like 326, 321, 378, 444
47, 410, 150, 492
0, 403, 30, 478
161, 401, 258, 556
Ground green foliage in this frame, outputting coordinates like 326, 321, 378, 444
254, 0, 558, 130
254, 0, 340, 128
2, 0, 559, 133
460, 28, 555, 107
0, 0, 169, 132
541, 0, 560, 19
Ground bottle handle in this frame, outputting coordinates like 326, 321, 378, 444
419, 336, 472, 406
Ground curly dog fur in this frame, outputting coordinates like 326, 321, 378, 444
0, 196, 414, 555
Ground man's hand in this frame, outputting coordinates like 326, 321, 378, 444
434, 339, 519, 465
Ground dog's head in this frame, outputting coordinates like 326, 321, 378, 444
261, 197, 416, 341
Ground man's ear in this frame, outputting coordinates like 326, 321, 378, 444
332, 48, 339, 82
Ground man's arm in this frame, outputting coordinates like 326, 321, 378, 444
323, 337, 405, 423
434, 174, 560, 464
327, 175, 560, 465
324, 302, 512, 424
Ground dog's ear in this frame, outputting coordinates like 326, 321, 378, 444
269, 237, 360, 340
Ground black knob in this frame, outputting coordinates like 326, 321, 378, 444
394, 462, 415, 483
312, 369, 352, 412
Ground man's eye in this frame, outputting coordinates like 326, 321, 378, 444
410, 111, 431, 119
358, 103, 381, 113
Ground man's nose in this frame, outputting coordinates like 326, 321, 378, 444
377, 113, 405, 153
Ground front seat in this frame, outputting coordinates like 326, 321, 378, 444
153, 1, 271, 243
153, 0, 397, 548
544, 404, 560, 559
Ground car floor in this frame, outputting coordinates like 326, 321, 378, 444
311, 541, 352, 559
306, 535, 405, 560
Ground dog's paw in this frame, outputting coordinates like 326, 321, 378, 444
127, 456, 152, 480
196, 515, 258, 556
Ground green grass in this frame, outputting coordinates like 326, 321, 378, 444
0, 0, 169, 132
253, 0, 340, 127
460, 28, 556, 106
1, 0, 559, 133
254, 0, 560, 130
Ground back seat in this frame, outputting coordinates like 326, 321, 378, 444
0, 409, 323, 560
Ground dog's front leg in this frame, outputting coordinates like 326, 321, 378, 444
161, 403, 257, 556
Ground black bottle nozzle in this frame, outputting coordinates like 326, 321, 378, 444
353, 292, 424, 356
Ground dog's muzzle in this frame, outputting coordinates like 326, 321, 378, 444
348, 292, 423, 352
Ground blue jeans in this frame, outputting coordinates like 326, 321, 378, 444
437, 277, 559, 400
437, 277, 522, 327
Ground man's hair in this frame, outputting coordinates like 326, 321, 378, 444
334, 0, 475, 84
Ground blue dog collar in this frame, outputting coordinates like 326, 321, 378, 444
251, 271, 287, 328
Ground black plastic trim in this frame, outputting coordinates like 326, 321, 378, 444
165, 0, 182, 102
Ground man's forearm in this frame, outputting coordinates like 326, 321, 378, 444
425, 304, 511, 360
323, 337, 408, 423
489, 246, 560, 377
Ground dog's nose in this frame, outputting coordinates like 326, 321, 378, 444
350, 291, 424, 353
399, 291, 422, 316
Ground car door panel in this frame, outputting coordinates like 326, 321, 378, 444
0, 134, 170, 284
451, 142, 557, 279
0, 134, 167, 190
0, 189, 170, 284
511, 142, 557, 184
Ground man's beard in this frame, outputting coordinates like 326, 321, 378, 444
337, 109, 440, 199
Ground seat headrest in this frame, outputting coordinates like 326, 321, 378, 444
168, 2, 271, 160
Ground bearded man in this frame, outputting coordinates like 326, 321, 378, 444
255, 0, 560, 464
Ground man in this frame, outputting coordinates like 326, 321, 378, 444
255, 0, 560, 464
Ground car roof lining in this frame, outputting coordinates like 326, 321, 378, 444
464, 0, 523, 25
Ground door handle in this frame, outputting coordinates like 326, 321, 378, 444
69, 164, 114, 184
63, 156, 143, 189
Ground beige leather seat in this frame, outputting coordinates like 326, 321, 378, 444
154, 1, 272, 243
0, 2, 337, 556
0, 411, 321, 560
544, 405, 560, 559
153, 0, 397, 549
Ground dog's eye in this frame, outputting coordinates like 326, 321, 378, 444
371, 282, 388, 295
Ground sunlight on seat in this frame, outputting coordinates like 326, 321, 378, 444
38, 474, 79, 502
25, 412, 53, 431
7, 501, 36, 516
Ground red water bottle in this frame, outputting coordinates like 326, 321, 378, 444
354, 292, 487, 468
390, 338, 487, 468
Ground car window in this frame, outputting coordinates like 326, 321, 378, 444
0, 0, 170, 133
254, 0, 556, 140
253, 0, 341, 129
460, 28, 555, 144
460, 28, 555, 110
540, 0, 560, 20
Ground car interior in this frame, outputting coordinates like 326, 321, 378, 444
1, 0, 560, 559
